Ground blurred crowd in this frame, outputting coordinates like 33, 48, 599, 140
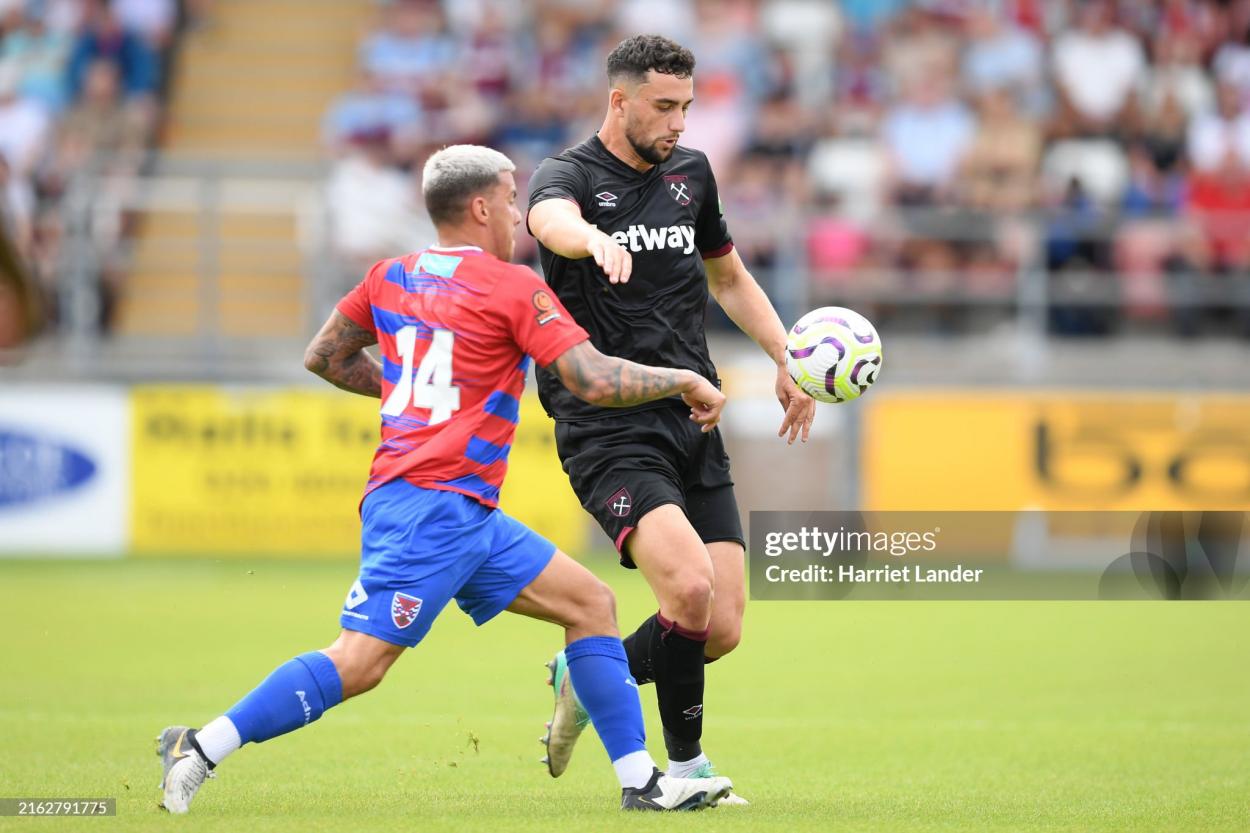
0, 0, 185, 336
324, 0, 1250, 336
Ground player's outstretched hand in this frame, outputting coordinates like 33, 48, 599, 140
775, 363, 816, 444
681, 375, 726, 433
586, 230, 632, 284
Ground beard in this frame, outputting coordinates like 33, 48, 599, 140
626, 125, 676, 165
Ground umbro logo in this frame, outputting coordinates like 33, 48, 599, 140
595, 191, 618, 208
683, 704, 703, 719
344, 579, 368, 610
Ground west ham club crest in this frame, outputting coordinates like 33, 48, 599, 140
664, 175, 691, 206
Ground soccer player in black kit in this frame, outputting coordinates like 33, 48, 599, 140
528, 35, 816, 803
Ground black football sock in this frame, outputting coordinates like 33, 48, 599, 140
652, 612, 708, 763
622, 613, 662, 685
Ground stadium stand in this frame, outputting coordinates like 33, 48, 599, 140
5, 0, 1250, 350
306, 0, 1250, 340
113, 0, 373, 339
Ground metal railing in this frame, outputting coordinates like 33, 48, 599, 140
7, 167, 1250, 380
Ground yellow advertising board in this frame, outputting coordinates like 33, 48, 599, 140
864, 391, 1250, 510
131, 386, 586, 556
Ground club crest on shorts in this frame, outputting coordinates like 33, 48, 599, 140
605, 486, 632, 518
664, 175, 691, 206
391, 592, 423, 629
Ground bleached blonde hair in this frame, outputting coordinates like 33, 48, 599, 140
422, 145, 516, 225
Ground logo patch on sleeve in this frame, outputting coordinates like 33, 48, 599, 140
532, 290, 561, 325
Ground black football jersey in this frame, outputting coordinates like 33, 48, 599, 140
527, 135, 733, 421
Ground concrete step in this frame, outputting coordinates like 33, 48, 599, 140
136, 212, 297, 238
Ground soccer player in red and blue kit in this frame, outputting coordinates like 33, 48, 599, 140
154, 145, 734, 814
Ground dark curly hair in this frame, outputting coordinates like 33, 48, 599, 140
606, 35, 695, 85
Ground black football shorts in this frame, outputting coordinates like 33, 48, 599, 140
553, 404, 745, 568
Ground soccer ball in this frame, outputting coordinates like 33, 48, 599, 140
785, 306, 883, 403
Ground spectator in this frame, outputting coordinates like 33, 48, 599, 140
68, 0, 160, 101
0, 152, 35, 260
0, 64, 51, 178
360, 0, 458, 99
745, 89, 813, 161
961, 6, 1045, 115
882, 7, 960, 99
1141, 87, 1188, 174
325, 129, 432, 270
720, 151, 799, 274
613, 0, 695, 43
51, 59, 148, 180
322, 69, 423, 157
1141, 32, 1214, 122
41, 0, 86, 35
1051, 0, 1144, 137
1187, 81, 1250, 172
112, 0, 177, 51
759, 0, 840, 110
1, 8, 73, 113
840, 0, 914, 36
681, 70, 752, 173
1187, 148, 1250, 272
881, 73, 975, 204
686, 0, 773, 104
960, 88, 1041, 212
1213, 24, 1250, 103
459, 3, 517, 103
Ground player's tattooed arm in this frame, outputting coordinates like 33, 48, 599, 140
303, 310, 382, 398
546, 341, 725, 431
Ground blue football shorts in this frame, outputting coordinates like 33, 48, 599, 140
338, 478, 557, 648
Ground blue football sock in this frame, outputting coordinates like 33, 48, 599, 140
225, 651, 343, 746
565, 636, 646, 762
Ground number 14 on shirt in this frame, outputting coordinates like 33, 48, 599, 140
381, 326, 461, 424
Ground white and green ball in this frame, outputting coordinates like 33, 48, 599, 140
785, 306, 883, 404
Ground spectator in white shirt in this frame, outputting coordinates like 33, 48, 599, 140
1187, 81, 1250, 172
0, 64, 50, 178
1052, 0, 1144, 136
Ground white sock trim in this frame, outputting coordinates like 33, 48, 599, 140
195, 716, 242, 765
611, 750, 656, 790
666, 752, 709, 779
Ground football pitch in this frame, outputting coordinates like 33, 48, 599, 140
1, 558, 1246, 832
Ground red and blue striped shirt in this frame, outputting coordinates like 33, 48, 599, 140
336, 246, 588, 508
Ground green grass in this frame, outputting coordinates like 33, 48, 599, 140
0, 558, 1247, 832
